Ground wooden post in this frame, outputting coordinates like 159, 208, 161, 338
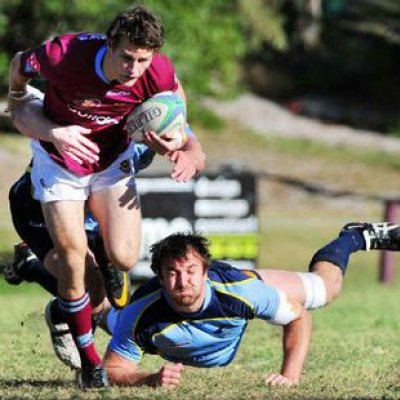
379, 200, 398, 283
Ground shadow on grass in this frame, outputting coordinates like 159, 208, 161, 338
0, 378, 73, 388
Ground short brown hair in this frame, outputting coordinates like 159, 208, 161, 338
106, 5, 164, 50
150, 233, 212, 276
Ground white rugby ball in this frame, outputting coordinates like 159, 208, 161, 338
126, 91, 187, 148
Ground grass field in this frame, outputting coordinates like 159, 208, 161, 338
1, 257, 399, 400
1, 125, 400, 399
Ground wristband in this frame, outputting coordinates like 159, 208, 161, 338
8, 89, 30, 101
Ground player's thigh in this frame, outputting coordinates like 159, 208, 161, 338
41, 200, 87, 253
89, 184, 141, 270
258, 269, 306, 305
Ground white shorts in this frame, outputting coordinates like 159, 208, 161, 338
31, 140, 137, 202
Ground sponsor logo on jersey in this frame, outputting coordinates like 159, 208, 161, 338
106, 90, 132, 98
71, 98, 102, 109
78, 34, 106, 41
67, 101, 120, 126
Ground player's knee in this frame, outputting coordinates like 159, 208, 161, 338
297, 272, 327, 309
55, 241, 88, 271
311, 261, 343, 304
106, 246, 138, 272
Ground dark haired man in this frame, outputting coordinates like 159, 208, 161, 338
7, 5, 204, 388
102, 223, 400, 388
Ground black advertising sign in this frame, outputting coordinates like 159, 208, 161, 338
132, 171, 259, 279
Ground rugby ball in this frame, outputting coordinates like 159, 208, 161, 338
126, 91, 187, 148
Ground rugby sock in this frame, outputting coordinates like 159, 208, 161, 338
50, 299, 101, 330
58, 293, 102, 367
309, 229, 366, 273
19, 258, 58, 296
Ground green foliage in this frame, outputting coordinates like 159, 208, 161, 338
238, 0, 288, 51
0, 1, 293, 99
187, 101, 225, 131
0, 0, 247, 97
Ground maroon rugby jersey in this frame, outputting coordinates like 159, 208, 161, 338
19, 32, 178, 175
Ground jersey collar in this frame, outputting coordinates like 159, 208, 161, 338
95, 45, 109, 84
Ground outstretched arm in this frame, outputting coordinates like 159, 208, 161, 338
265, 307, 312, 386
104, 349, 184, 388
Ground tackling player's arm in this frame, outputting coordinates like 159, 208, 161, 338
8, 52, 32, 114
7, 85, 99, 165
264, 292, 312, 386
104, 348, 184, 388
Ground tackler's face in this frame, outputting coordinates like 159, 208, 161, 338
105, 37, 155, 87
159, 248, 208, 313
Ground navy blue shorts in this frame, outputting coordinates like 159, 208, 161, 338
9, 172, 53, 262
9, 172, 100, 262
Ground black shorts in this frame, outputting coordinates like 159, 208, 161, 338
9, 172, 100, 262
9, 172, 53, 262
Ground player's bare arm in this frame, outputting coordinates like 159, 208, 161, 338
142, 79, 205, 181
265, 297, 312, 387
9, 89, 99, 165
104, 349, 184, 388
7, 52, 31, 112
169, 135, 206, 182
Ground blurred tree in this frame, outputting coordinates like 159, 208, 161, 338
0, 0, 247, 98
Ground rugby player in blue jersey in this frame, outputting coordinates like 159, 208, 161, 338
101, 224, 400, 388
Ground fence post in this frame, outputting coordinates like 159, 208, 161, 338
379, 200, 398, 283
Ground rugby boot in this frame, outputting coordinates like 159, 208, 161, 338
4, 243, 37, 285
95, 238, 130, 309
99, 263, 130, 309
341, 222, 400, 251
45, 298, 81, 370
77, 364, 109, 389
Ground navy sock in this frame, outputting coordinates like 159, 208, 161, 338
309, 229, 366, 273
18, 258, 58, 296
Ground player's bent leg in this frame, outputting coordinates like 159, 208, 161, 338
309, 262, 342, 304
343, 222, 400, 251
4, 243, 37, 285
42, 200, 88, 297
89, 184, 141, 272
93, 236, 131, 309
257, 269, 327, 309
45, 297, 81, 370
42, 201, 105, 381
43, 249, 108, 371
257, 270, 307, 305
307, 222, 369, 305
84, 251, 107, 310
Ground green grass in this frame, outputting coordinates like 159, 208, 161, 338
0, 257, 399, 399
2, 122, 400, 398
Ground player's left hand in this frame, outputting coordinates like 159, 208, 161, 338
143, 130, 183, 154
264, 373, 299, 387
156, 363, 184, 388
167, 150, 198, 182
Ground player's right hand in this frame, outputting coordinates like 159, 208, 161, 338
156, 363, 184, 388
51, 125, 99, 164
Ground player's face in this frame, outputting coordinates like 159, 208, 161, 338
105, 37, 155, 87
160, 249, 208, 313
